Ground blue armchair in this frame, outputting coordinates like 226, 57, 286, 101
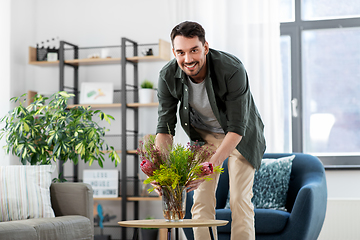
184, 153, 327, 240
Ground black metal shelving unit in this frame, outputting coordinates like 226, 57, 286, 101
120, 37, 139, 240
55, 37, 168, 239
59, 40, 80, 183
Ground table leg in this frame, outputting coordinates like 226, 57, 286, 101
175, 228, 179, 240
132, 228, 139, 240
167, 228, 171, 240
209, 226, 215, 240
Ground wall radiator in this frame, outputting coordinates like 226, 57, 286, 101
318, 199, 360, 240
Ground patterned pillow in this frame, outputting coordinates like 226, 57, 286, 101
0, 165, 56, 222
225, 155, 295, 211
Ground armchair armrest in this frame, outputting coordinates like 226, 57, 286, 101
50, 182, 94, 227
281, 177, 327, 239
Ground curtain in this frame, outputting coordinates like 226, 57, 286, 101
169, 0, 284, 153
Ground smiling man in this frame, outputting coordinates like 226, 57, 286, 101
155, 21, 266, 240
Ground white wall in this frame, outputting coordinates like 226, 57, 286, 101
0, 0, 11, 165
326, 170, 360, 198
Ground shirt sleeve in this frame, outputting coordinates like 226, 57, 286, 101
224, 66, 251, 137
156, 74, 179, 136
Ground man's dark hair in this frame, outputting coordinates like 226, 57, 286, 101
170, 21, 206, 46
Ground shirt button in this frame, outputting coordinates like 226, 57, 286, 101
185, 107, 187, 110
185, 123, 188, 126
185, 88, 188, 91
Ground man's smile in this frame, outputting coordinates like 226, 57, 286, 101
184, 62, 198, 70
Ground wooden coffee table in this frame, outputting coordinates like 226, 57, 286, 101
118, 219, 228, 240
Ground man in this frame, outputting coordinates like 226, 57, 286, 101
155, 21, 266, 240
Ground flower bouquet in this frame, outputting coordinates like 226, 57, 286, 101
137, 135, 223, 221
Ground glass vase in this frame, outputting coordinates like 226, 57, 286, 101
161, 185, 187, 221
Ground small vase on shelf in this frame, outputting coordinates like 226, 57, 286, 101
139, 88, 154, 103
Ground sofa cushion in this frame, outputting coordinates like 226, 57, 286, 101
20, 216, 93, 240
0, 220, 38, 240
0, 165, 55, 222
252, 155, 295, 210
0, 216, 92, 240
224, 155, 295, 211
216, 208, 290, 234
254, 208, 290, 234
216, 209, 232, 233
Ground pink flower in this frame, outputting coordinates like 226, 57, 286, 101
140, 159, 156, 176
197, 162, 214, 177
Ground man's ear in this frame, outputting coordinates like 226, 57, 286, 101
204, 41, 209, 55
172, 48, 176, 57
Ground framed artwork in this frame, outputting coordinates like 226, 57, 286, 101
80, 82, 114, 104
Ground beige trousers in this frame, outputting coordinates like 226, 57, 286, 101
191, 128, 256, 240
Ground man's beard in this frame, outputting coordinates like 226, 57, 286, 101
183, 61, 203, 78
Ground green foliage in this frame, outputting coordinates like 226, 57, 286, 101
144, 165, 180, 189
139, 138, 223, 193
140, 80, 154, 89
52, 173, 68, 183
0, 91, 120, 168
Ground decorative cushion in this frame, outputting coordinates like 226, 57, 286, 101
225, 155, 295, 210
0, 165, 55, 222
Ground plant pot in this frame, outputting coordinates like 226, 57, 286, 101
139, 88, 154, 103
141, 228, 159, 240
161, 185, 187, 221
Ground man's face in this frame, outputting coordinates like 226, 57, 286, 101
172, 36, 209, 82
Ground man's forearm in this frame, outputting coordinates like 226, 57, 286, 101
210, 132, 242, 166
155, 133, 173, 153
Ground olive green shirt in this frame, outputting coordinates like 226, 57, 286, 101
156, 49, 266, 170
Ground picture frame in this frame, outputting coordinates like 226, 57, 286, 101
83, 169, 119, 198
80, 82, 114, 104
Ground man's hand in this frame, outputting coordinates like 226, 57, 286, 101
209, 132, 242, 166
151, 181, 162, 196
185, 179, 206, 192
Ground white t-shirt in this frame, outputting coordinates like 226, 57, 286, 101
188, 77, 224, 133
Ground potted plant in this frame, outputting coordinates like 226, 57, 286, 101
0, 91, 120, 179
141, 216, 159, 240
139, 79, 154, 103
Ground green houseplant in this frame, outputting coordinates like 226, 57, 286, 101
140, 80, 154, 89
139, 80, 154, 103
0, 91, 120, 170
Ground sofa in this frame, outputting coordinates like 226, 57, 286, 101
184, 153, 328, 240
0, 182, 94, 240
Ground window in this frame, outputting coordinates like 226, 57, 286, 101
280, 0, 360, 167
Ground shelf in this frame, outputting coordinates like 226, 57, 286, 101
67, 102, 158, 109
28, 47, 59, 66
127, 150, 137, 154
93, 196, 162, 201
128, 196, 162, 201
65, 57, 122, 66
28, 39, 171, 66
128, 39, 171, 62
100, 150, 136, 154
127, 102, 159, 108
94, 197, 122, 201
67, 103, 122, 108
